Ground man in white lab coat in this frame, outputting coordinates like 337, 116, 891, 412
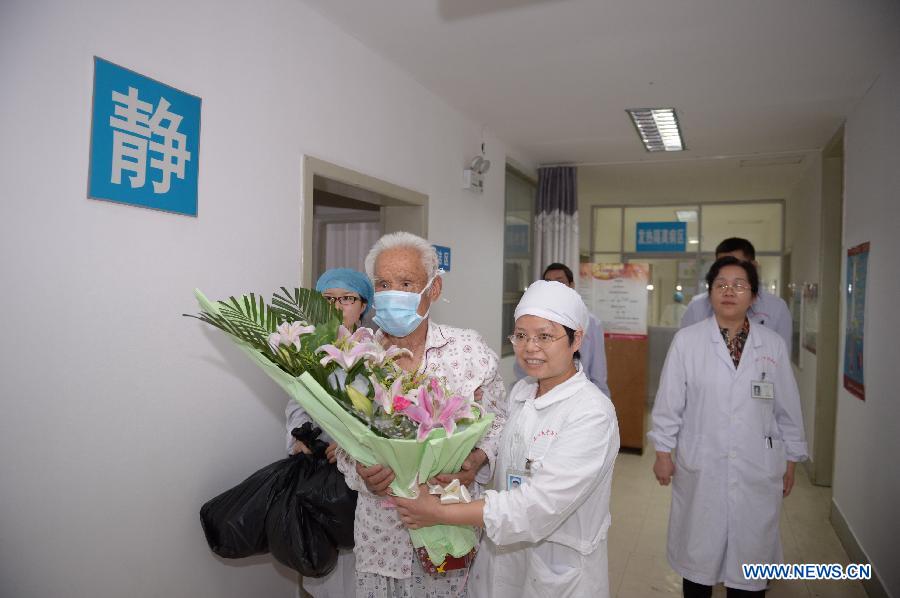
680, 238, 792, 354
650, 257, 807, 597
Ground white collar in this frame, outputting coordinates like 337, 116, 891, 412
515, 363, 588, 410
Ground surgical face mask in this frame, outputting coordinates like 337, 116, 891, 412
373, 275, 436, 337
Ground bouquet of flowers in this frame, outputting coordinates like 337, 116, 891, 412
189, 287, 494, 567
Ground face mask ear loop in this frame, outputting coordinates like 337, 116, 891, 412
427, 268, 451, 303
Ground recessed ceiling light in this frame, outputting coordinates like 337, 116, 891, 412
626, 108, 685, 152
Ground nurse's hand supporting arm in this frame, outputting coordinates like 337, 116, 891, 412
393, 487, 485, 529
654, 451, 675, 485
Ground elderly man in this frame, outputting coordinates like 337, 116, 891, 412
334, 231, 507, 597
680, 237, 792, 353
514, 262, 611, 398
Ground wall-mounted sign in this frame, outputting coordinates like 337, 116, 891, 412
88, 57, 201, 216
844, 242, 869, 400
578, 262, 650, 339
433, 245, 451, 272
636, 221, 687, 252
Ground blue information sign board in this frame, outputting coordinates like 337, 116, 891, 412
636, 222, 687, 252
433, 245, 451, 272
89, 57, 201, 216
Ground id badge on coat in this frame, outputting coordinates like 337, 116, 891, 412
506, 468, 531, 490
751, 380, 775, 400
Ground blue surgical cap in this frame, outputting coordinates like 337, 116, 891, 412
315, 268, 375, 316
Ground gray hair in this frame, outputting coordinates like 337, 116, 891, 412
365, 231, 439, 281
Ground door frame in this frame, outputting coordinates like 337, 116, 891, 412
809, 128, 843, 486
301, 155, 428, 286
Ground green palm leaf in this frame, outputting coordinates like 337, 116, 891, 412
216, 294, 277, 344
271, 287, 342, 328
185, 293, 276, 350
187, 288, 343, 378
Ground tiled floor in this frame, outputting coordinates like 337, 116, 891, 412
609, 447, 867, 597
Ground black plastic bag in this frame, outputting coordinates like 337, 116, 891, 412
199, 457, 288, 558
199, 423, 357, 576
302, 451, 357, 550
265, 424, 357, 576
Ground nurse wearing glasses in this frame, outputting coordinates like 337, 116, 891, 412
285, 267, 373, 598
393, 280, 620, 597
316, 267, 375, 329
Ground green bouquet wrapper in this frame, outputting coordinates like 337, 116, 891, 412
196, 289, 494, 565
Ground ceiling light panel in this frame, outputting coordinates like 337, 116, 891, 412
626, 108, 685, 152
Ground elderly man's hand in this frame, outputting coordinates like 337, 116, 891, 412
289, 439, 311, 456
357, 462, 395, 496
429, 448, 487, 488
325, 442, 338, 464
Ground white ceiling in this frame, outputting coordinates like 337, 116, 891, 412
301, 0, 899, 166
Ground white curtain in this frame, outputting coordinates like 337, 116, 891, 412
533, 166, 579, 282
324, 221, 382, 273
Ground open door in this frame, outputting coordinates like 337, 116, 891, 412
300, 156, 427, 286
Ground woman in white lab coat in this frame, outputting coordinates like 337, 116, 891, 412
649, 257, 808, 597
393, 280, 620, 598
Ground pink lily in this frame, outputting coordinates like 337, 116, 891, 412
399, 384, 439, 442
398, 380, 478, 441
428, 379, 479, 438
267, 321, 315, 353
318, 325, 382, 369
393, 395, 412, 412
364, 343, 412, 368
318, 340, 381, 370
337, 325, 375, 346
371, 374, 406, 414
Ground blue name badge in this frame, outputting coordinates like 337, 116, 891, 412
88, 57, 202, 216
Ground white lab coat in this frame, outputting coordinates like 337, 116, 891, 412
649, 317, 808, 591
467, 366, 620, 598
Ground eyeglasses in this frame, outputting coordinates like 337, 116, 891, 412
508, 332, 567, 348
324, 295, 361, 306
711, 280, 750, 295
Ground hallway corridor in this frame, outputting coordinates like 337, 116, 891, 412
608, 445, 865, 597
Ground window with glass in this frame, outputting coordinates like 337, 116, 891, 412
589, 201, 784, 328
502, 166, 537, 355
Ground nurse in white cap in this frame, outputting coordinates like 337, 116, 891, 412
393, 280, 620, 598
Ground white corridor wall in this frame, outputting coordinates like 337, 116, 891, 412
832, 45, 900, 596
0, 1, 529, 597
